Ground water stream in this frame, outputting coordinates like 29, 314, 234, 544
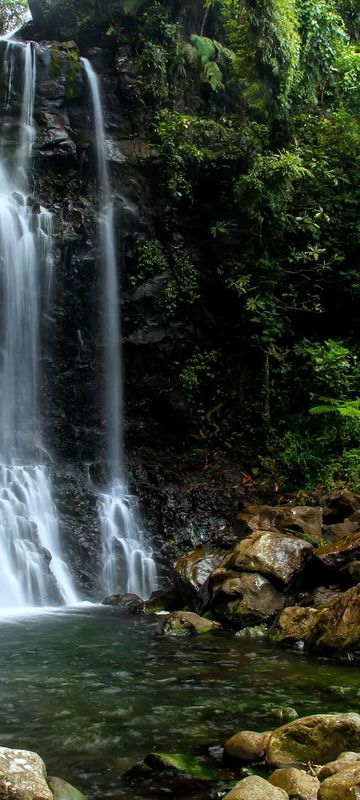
0, 41, 78, 608
82, 58, 156, 600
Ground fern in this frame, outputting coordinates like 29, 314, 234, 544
189, 34, 234, 91
203, 61, 224, 90
310, 397, 360, 418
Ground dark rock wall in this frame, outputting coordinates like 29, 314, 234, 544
0, 33, 250, 595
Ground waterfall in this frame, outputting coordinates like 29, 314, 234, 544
82, 58, 157, 600
0, 41, 78, 608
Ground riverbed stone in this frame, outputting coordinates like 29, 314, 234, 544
266, 713, 360, 768
270, 606, 318, 644
317, 752, 360, 781
208, 570, 285, 627
223, 775, 289, 800
0, 746, 53, 800
269, 767, 320, 799
48, 776, 87, 800
309, 584, 360, 651
224, 730, 271, 763
237, 505, 323, 541
318, 765, 360, 799
221, 531, 313, 587
161, 610, 221, 636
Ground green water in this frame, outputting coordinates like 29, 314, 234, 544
0, 607, 358, 798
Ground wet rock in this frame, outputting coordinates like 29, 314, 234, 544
207, 570, 285, 627
323, 518, 360, 544
298, 587, 342, 610
125, 751, 220, 782
174, 547, 226, 602
309, 584, 360, 651
0, 746, 52, 800
144, 586, 182, 613
224, 731, 271, 764
317, 752, 360, 781
161, 610, 221, 636
220, 531, 313, 587
318, 765, 360, 799
321, 490, 360, 523
315, 533, 360, 572
235, 623, 268, 638
223, 775, 289, 800
48, 776, 87, 800
237, 505, 323, 541
269, 768, 320, 799
341, 560, 360, 583
102, 593, 145, 612
266, 713, 360, 768
270, 606, 318, 644
271, 708, 299, 724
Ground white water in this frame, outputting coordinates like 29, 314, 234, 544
82, 58, 157, 600
0, 41, 78, 608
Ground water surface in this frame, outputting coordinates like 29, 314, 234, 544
0, 607, 358, 798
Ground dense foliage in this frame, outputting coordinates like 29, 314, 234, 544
17, 0, 360, 494
0, 0, 28, 34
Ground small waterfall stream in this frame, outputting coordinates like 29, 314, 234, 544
0, 40, 78, 608
82, 58, 157, 600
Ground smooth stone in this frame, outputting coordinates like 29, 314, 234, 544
317, 752, 360, 781
161, 610, 221, 636
223, 775, 289, 799
0, 746, 52, 800
309, 585, 360, 651
270, 606, 318, 644
269, 767, 320, 799
224, 730, 271, 763
318, 765, 360, 799
266, 713, 360, 768
48, 776, 88, 800
221, 530, 313, 587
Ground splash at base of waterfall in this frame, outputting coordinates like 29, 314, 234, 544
0, 465, 78, 608
99, 483, 157, 600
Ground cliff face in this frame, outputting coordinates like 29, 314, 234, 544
0, 6, 250, 595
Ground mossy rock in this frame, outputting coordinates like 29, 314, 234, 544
48, 776, 88, 800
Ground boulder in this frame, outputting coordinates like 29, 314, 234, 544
208, 571, 285, 627
315, 533, 360, 571
309, 584, 360, 651
223, 775, 289, 800
174, 547, 226, 601
221, 531, 313, 587
125, 752, 219, 782
323, 518, 360, 544
270, 606, 318, 644
0, 747, 53, 800
161, 611, 221, 636
48, 776, 87, 800
237, 505, 323, 541
266, 713, 360, 768
101, 593, 145, 612
269, 767, 320, 799
318, 765, 360, 799
224, 730, 271, 764
317, 752, 360, 781
321, 490, 360, 523
144, 586, 182, 613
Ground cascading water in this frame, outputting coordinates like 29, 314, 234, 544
0, 40, 78, 608
82, 58, 157, 600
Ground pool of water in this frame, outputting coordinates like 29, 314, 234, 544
0, 607, 358, 798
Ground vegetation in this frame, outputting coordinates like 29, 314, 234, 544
0, 0, 28, 34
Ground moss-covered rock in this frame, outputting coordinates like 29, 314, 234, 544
266, 713, 360, 768
48, 776, 87, 800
